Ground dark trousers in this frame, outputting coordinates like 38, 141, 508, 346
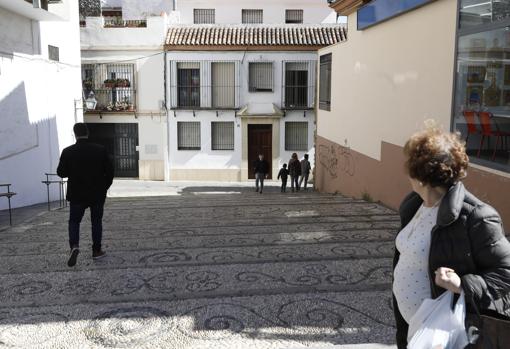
281, 178, 287, 192
291, 175, 299, 191
69, 200, 104, 251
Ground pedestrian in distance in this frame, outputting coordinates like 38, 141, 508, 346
393, 126, 510, 349
277, 163, 289, 193
253, 154, 269, 194
299, 154, 312, 190
57, 123, 114, 267
288, 153, 301, 192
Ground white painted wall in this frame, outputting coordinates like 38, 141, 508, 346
166, 50, 316, 176
118, 0, 337, 24
0, 0, 83, 210
80, 16, 168, 50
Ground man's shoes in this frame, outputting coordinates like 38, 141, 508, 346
92, 250, 107, 260
260, 191, 263, 194
255, 188, 259, 193
67, 247, 80, 267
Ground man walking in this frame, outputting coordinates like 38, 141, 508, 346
57, 123, 114, 267
299, 154, 312, 190
253, 154, 269, 194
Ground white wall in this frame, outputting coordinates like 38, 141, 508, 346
0, 0, 83, 209
166, 50, 316, 176
120, 0, 336, 24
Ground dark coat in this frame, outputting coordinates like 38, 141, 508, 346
288, 158, 301, 177
253, 159, 269, 175
57, 139, 114, 204
278, 168, 289, 180
393, 182, 510, 348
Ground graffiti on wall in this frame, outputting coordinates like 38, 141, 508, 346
318, 143, 356, 178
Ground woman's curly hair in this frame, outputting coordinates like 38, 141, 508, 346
404, 127, 469, 188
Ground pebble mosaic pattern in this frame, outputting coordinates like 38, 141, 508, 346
0, 188, 399, 348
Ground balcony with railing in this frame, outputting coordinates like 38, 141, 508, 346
82, 63, 136, 113
281, 61, 316, 110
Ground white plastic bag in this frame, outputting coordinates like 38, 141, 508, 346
407, 291, 469, 349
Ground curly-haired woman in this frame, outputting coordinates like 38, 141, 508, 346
393, 127, 510, 348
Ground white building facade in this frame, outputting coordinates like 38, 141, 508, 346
0, 0, 83, 209
80, 0, 344, 182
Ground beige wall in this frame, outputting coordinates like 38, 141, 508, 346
317, 0, 458, 160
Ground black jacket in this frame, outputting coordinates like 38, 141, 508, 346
57, 139, 114, 204
253, 159, 269, 175
278, 168, 289, 180
394, 182, 510, 348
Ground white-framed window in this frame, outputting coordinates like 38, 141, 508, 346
285, 122, 308, 151
211, 122, 235, 150
242, 9, 263, 24
194, 9, 215, 24
249, 62, 273, 92
177, 122, 201, 150
286, 9, 303, 23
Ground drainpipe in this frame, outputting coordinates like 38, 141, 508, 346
172, 0, 177, 11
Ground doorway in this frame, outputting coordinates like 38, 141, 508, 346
87, 123, 139, 178
248, 124, 272, 179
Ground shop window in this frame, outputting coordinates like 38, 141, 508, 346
177, 62, 200, 108
178, 122, 201, 150
286, 9, 303, 24
211, 122, 235, 150
194, 9, 215, 24
319, 54, 332, 111
453, 26, 510, 173
285, 122, 308, 151
249, 62, 273, 92
242, 9, 263, 24
460, 0, 510, 29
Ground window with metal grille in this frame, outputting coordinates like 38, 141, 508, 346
242, 9, 263, 24
212, 62, 235, 108
285, 122, 308, 151
284, 62, 308, 109
194, 9, 215, 24
249, 62, 273, 92
211, 122, 235, 150
177, 122, 201, 150
177, 62, 201, 108
48, 45, 59, 61
319, 54, 332, 111
286, 9, 303, 23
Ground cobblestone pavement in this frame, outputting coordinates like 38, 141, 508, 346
0, 185, 399, 348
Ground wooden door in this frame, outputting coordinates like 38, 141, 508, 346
248, 124, 272, 179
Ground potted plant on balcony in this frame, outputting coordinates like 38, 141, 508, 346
83, 79, 93, 89
116, 78, 131, 88
104, 79, 116, 88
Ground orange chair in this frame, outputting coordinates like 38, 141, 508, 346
477, 111, 510, 160
462, 110, 479, 146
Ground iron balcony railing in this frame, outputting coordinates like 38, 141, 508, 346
82, 63, 137, 113
103, 17, 147, 28
169, 61, 241, 109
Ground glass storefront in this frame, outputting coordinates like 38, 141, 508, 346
454, 0, 510, 172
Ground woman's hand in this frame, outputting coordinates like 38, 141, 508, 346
434, 267, 462, 294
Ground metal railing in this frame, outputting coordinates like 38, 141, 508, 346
103, 17, 147, 28
82, 63, 137, 112
41, 174, 67, 211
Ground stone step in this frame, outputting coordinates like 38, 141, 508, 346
0, 258, 393, 308
0, 229, 397, 256
0, 291, 396, 349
